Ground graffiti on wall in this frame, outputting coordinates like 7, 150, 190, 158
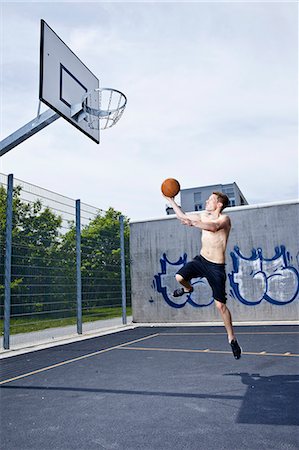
228, 245, 299, 305
152, 253, 214, 308
153, 246, 299, 308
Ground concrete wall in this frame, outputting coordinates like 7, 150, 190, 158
130, 201, 299, 323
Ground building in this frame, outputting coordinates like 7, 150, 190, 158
166, 182, 248, 214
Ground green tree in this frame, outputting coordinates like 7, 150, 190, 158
60, 207, 130, 319
1, 183, 130, 330
0, 185, 63, 318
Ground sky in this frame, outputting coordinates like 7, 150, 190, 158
0, 1, 298, 221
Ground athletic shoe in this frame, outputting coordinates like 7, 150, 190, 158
230, 339, 242, 359
173, 287, 193, 297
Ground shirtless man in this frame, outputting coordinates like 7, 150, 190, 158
164, 191, 241, 359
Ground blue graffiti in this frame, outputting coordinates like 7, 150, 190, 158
153, 253, 214, 308
228, 246, 299, 305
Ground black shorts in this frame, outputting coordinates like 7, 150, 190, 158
176, 254, 227, 304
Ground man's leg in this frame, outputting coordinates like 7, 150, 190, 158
175, 274, 193, 291
215, 300, 241, 359
214, 300, 235, 342
172, 274, 194, 297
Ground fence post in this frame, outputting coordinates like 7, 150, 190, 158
3, 174, 13, 349
76, 199, 82, 334
119, 215, 127, 325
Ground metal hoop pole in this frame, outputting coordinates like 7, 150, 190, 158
76, 199, 82, 334
3, 174, 13, 349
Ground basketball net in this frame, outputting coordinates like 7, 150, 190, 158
83, 88, 127, 130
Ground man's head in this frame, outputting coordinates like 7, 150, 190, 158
205, 192, 229, 213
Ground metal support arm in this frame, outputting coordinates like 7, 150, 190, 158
0, 109, 60, 157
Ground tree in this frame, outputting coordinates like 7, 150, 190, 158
0, 183, 130, 327
0, 184, 63, 318
60, 207, 130, 318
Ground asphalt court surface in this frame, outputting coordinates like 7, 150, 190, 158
1, 325, 298, 449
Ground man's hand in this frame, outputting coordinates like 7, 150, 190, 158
163, 194, 175, 202
180, 217, 192, 226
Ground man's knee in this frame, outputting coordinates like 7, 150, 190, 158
215, 300, 227, 313
175, 274, 184, 283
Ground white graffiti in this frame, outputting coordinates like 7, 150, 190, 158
229, 246, 299, 305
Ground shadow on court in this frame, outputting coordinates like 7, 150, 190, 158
0, 383, 244, 401
224, 372, 299, 425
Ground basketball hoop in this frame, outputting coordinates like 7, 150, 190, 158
82, 88, 127, 130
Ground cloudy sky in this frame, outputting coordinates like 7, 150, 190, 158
0, 1, 298, 221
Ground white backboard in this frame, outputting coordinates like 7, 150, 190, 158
39, 20, 100, 143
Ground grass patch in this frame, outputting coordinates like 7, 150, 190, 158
0, 306, 132, 335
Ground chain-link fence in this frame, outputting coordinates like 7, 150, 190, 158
0, 173, 131, 349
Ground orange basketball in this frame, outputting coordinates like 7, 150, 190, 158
161, 178, 180, 197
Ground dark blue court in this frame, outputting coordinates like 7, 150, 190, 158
1, 325, 298, 450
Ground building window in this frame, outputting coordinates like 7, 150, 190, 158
194, 192, 202, 203
166, 206, 175, 215
223, 187, 234, 197
195, 203, 203, 211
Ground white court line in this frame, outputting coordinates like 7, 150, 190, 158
0, 333, 160, 386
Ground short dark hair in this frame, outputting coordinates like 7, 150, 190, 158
213, 191, 229, 212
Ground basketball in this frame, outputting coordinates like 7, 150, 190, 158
161, 178, 181, 197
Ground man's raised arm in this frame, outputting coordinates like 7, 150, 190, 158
164, 196, 230, 232
164, 196, 198, 226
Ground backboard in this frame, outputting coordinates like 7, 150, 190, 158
39, 20, 100, 143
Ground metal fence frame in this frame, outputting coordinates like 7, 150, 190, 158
1, 173, 128, 349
